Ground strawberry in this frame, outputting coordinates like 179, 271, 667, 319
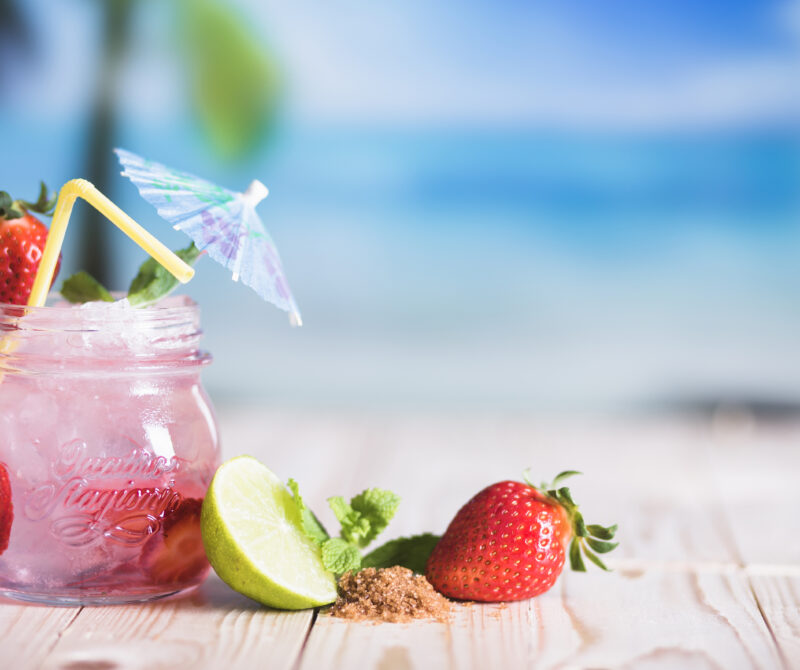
141, 497, 210, 584
425, 471, 617, 602
0, 182, 60, 305
0, 462, 13, 556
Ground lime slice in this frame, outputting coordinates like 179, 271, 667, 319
201, 456, 338, 609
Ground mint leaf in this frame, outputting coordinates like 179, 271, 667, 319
127, 243, 202, 307
362, 533, 440, 574
287, 478, 329, 546
328, 489, 401, 549
327, 496, 353, 526
327, 496, 370, 547
349, 488, 401, 548
61, 271, 115, 304
321, 538, 362, 576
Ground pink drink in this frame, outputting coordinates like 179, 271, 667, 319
0, 296, 220, 605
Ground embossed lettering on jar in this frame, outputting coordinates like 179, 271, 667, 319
0, 296, 220, 605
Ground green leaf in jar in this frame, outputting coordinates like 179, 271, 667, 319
60, 271, 115, 304
127, 242, 203, 307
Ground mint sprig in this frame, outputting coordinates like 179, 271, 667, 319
60, 242, 202, 307
287, 478, 329, 545
287, 480, 439, 578
321, 538, 362, 575
328, 488, 401, 548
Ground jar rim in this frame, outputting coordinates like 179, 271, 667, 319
0, 295, 200, 329
0, 295, 210, 374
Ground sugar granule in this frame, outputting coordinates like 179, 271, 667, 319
329, 566, 452, 623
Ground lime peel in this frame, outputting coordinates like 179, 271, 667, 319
201, 455, 338, 609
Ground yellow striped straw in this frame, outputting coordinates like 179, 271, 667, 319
0, 179, 195, 380
28, 179, 194, 307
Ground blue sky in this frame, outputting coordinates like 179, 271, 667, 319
247, 0, 800, 126
0, 0, 798, 409
3, 0, 798, 129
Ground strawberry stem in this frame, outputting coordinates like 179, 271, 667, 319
0, 182, 56, 220
524, 470, 619, 572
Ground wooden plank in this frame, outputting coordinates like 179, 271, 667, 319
273, 410, 781, 669
549, 568, 782, 670
218, 406, 377, 514
748, 575, 800, 669
708, 420, 800, 566
5, 409, 793, 669
0, 599, 80, 667
708, 417, 800, 669
223, 410, 745, 564
39, 576, 313, 670
300, 568, 782, 670
298, 601, 530, 670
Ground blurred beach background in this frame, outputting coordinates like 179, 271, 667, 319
1, 0, 798, 415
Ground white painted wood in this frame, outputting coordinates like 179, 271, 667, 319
222, 410, 744, 564
259, 409, 784, 670
299, 569, 782, 670
749, 575, 800, 668
8, 408, 797, 670
707, 420, 800, 566
40, 576, 313, 670
0, 600, 80, 667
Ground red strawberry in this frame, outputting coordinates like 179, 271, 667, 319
0, 183, 61, 305
425, 471, 617, 602
141, 497, 209, 584
0, 462, 13, 556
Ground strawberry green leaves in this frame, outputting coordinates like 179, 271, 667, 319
0, 192, 22, 221
586, 524, 618, 540
16, 182, 57, 216
0, 182, 56, 220
523, 468, 582, 492
556, 489, 617, 571
525, 470, 619, 573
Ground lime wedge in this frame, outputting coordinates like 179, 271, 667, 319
201, 456, 338, 609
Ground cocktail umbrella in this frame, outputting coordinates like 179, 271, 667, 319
115, 148, 301, 325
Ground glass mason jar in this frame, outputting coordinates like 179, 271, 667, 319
0, 296, 220, 605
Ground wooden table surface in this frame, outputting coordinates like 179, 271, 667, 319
3, 407, 799, 670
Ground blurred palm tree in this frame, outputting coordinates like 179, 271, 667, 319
0, 0, 30, 67
0, 0, 280, 284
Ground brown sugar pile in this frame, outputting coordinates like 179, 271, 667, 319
329, 566, 452, 623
